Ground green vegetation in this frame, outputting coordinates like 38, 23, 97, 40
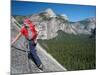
38, 30, 96, 71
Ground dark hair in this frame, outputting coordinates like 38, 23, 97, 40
23, 24, 29, 29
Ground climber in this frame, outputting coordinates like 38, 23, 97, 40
11, 18, 43, 70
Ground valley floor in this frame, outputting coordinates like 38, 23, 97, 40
38, 32, 96, 71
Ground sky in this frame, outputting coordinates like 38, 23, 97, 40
11, 1, 96, 22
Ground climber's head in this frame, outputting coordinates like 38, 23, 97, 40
24, 18, 32, 25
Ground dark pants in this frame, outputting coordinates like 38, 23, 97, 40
28, 40, 42, 67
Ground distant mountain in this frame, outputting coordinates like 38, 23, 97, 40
11, 8, 96, 39
70, 17, 96, 34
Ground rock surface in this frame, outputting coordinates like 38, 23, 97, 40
29, 8, 96, 39
11, 17, 67, 74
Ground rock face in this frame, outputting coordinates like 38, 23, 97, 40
70, 18, 96, 34
11, 17, 67, 74
61, 14, 69, 20
45, 8, 56, 17
29, 8, 71, 39
13, 8, 96, 40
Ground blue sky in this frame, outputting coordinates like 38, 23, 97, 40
11, 1, 96, 22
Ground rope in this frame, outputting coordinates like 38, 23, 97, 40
11, 45, 27, 52
11, 44, 33, 73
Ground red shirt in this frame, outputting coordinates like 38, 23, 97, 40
20, 23, 38, 41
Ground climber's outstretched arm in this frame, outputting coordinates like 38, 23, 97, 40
11, 32, 22, 45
